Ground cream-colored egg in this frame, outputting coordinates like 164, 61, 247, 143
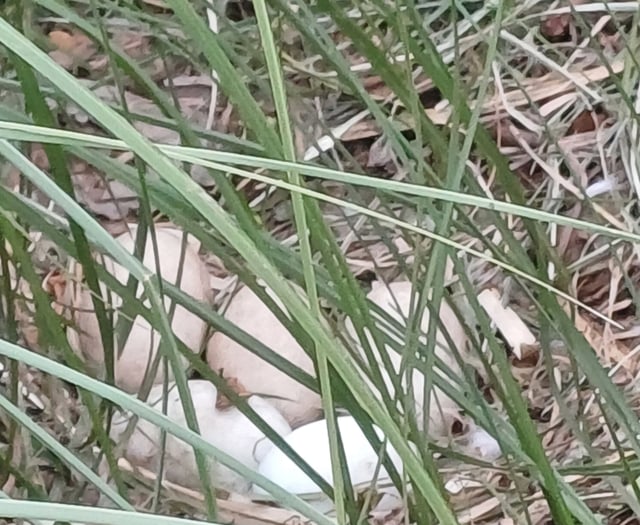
345, 280, 467, 437
110, 380, 292, 494
254, 416, 401, 495
206, 285, 322, 428
68, 224, 211, 393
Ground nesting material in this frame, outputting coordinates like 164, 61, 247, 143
206, 285, 322, 428
110, 380, 292, 494
345, 280, 468, 437
254, 416, 401, 495
67, 224, 211, 393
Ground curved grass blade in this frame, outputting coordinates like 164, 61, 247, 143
0, 122, 637, 245
253, 0, 353, 520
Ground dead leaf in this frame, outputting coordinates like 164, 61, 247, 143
568, 109, 608, 135
576, 266, 610, 306
492, 119, 541, 148
87, 180, 139, 221
598, 31, 623, 54
289, 98, 323, 160
30, 144, 50, 171
48, 30, 96, 70
512, 342, 541, 368
43, 270, 67, 316
215, 376, 251, 409
65, 85, 207, 143
370, 506, 405, 525
562, 302, 633, 371
280, 22, 300, 46
556, 207, 587, 265
367, 136, 395, 170
112, 31, 151, 60
340, 119, 382, 141
70, 164, 140, 221
541, 13, 572, 39
163, 75, 213, 88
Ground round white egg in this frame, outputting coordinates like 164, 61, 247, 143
68, 224, 211, 393
254, 416, 401, 495
345, 280, 468, 437
206, 285, 322, 428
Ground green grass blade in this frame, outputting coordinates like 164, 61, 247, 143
253, 0, 352, 520
0, 500, 219, 525
1, 122, 638, 245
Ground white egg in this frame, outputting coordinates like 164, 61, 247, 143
254, 416, 401, 495
206, 285, 322, 428
463, 423, 502, 461
345, 280, 468, 437
110, 380, 292, 494
67, 224, 211, 393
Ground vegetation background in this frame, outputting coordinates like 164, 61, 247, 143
0, 1, 639, 524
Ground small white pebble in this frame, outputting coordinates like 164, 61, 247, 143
303, 135, 335, 161
585, 179, 615, 198
26, 392, 45, 410
444, 478, 461, 494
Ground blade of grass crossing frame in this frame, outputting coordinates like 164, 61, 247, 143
0, 500, 212, 525
5, 123, 640, 247
166, 152, 621, 327
0, 119, 623, 328
253, 1, 352, 521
